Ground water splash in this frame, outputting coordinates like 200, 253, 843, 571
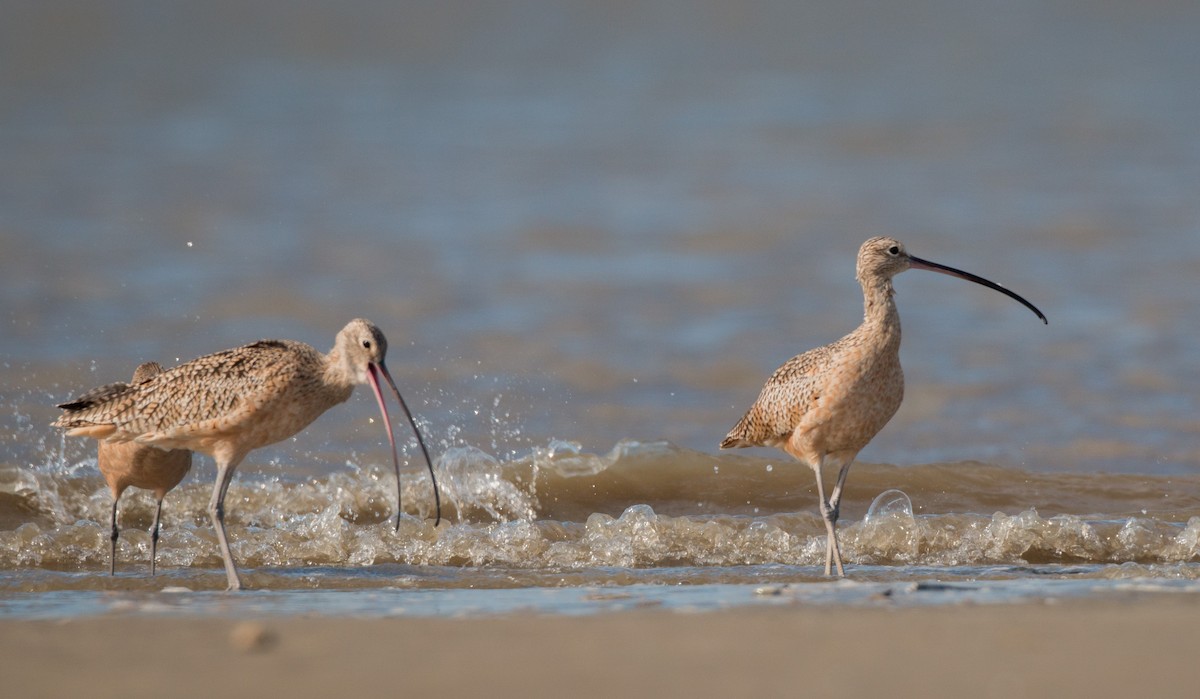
531, 439, 612, 477
1, 443, 1198, 575
437, 446, 538, 522
857, 489, 920, 564
865, 489, 914, 522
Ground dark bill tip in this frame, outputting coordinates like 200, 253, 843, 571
375, 362, 442, 528
909, 255, 1048, 324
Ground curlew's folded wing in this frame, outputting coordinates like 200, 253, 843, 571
720, 342, 836, 449
54, 339, 323, 446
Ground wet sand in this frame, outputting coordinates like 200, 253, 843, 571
6, 596, 1197, 698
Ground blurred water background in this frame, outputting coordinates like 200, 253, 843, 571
1, 0, 1198, 613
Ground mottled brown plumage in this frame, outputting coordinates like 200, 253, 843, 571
55, 319, 441, 591
721, 237, 1046, 576
97, 361, 192, 576
62, 340, 345, 452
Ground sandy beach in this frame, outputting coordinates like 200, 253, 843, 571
6, 596, 1197, 698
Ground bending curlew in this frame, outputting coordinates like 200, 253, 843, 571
55, 318, 441, 590
97, 361, 193, 576
720, 237, 1045, 576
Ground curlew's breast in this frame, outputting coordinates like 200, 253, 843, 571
802, 342, 905, 454
231, 381, 350, 451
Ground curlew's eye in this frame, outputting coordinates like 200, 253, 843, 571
887, 245, 900, 256
362, 340, 372, 349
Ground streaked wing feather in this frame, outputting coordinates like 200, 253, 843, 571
721, 341, 837, 448
55, 339, 313, 439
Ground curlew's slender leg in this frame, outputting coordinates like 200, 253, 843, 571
149, 496, 165, 576
826, 454, 858, 525
207, 458, 243, 591
109, 497, 120, 576
825, 456, 857, 577
811, 456, 845, 577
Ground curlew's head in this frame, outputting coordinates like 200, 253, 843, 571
856, 237, 1048, 324
333, 318, 390, 385
333, 318, 442, 528
130, 361, 165, 384
856, 236, 914, 283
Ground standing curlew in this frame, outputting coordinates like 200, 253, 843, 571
720, 237, 1046, 576
97, 361, 193, 577
54, 318, 441, 590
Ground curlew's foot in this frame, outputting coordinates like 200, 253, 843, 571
819, 505, 846, 577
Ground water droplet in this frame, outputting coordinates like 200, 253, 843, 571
765, 464, 773, 472
865, 489, 914, 522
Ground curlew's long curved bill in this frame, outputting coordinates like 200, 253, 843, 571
366, 362, 442, 529
908, 255, 1048, 324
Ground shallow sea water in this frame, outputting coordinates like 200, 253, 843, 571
11, 574, 1200, 621
2, 1, 1199, 616
2, 442, 1198, 616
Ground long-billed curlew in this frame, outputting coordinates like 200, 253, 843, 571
54, 318, 441, 590
720, 237, 1046, 576
97, 361, 193, 576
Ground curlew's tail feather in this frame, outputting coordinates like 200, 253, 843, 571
719, 435, 752, 449
719, 415, 759, 449
53, 380, 139, 435
55, 381, 132, 413
720, 405, 784, 450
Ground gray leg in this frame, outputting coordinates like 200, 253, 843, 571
825, 525, 836, 577
822, 454, 858, 577
207, 459, 243, 591
150, 497, 165, 576
827, 454, 857, 518
812, 457, 845, 577
109, 497, 120, 576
